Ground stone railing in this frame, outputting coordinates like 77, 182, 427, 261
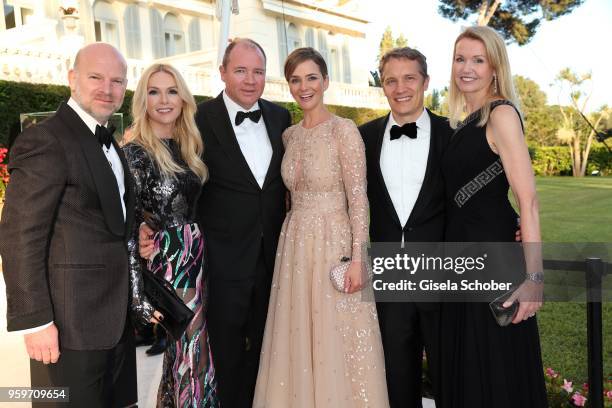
0, 47, 388, 110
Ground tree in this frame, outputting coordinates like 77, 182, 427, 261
425, 89, 442, 113
395, 33, 408, 48
424, 87, 449, 117
377, 26, 395, 62
514, 75, 561, 146
371, 27, 410, 87
554, 68, 609, 177
437, 0, 584, 45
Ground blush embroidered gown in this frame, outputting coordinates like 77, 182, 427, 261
253, 115, 389, 407
124, 140, 218, 408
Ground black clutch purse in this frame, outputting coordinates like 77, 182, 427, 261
489, 290, 519, 327
142, 270, 194, 341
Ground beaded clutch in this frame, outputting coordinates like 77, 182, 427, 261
330, 257, 374, 293
329, 256, 352, 292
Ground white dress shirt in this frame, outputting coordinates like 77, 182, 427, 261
223, 91, 272, 188
67, 98, 126, 220
17, 99, 126, 335
380, 108, 431, 229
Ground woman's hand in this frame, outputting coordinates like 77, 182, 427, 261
344, 261, 364, 294
149, 310, 164, 324
139, 222, 155, 260
503, 280, 543, 324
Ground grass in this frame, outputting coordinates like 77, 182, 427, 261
529, 177, 612, 385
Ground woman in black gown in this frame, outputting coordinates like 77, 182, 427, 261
439, 26, 547, 407
123, 64, 219, 407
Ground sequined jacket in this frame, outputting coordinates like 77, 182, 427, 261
122, 141, 202, 325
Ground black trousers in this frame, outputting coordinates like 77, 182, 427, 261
376, 302, 441, 408
207, 246, 272, 408
30, 320, 137, 408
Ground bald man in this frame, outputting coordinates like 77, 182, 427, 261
0, 43, 137, 407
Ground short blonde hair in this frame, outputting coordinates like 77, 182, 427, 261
127, 64, 207, 182
448, 26, 521, 128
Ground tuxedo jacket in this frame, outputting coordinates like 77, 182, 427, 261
359, 109, 451, 244
0, 102, 135, 350
194, 93, 291, 281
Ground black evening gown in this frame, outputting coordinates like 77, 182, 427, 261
439, 100, 548, 408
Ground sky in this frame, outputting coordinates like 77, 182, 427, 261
362, 0, 612, 112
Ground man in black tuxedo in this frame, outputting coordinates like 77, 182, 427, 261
140, 38, 291, 407
359, 47, 451, 408
0, 43, 136, 407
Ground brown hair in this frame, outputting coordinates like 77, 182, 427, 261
284, 47, 328, 81
379, 47, 428, 81
221, 38, 267, 68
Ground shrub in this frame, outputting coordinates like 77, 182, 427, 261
529, 145, 611, 176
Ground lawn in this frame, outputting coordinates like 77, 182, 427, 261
530, 177, 612, 385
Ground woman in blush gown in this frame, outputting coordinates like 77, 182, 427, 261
123, 64, 218, 407
253, 47, 389, 408
439, 27, 547, 408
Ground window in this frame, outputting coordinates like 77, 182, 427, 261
163, 13, 185, 56
342, 39, 351, 83
305, 28, 314, 48
93, 1, 119, 48
2, 0, 33, 29
188, 18, 201, 52
317, 29, 329, 66
124, 5, 141, 59
286, 23, 301, 53
276, 18, 287, 73
150, 9, 164, 59
3, 0, 14, 29
330, 47, 340, 82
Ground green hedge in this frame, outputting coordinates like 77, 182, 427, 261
529, 145, 612, 176
0, 80, 386, 147
2, 81, 608, 177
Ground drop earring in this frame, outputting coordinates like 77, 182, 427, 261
493, 75, 498, 94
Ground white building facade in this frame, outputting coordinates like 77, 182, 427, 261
0, 0, 387, 108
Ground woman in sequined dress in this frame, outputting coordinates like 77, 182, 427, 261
122, 64, 219, 407
253, 48, 389, 407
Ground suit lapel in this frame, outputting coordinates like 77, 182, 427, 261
58, 103, 125, 236
374, 114, 402, 227
260, 100, 283, 190
207, 94, 260, 190
406, 109, 440, 226
113, 137, 135, 240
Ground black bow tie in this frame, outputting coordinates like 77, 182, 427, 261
390, 122, 418, 140
96, 124, 116, 149
235, 109, 262, 126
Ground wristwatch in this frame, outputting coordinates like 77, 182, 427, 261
525, 272, 544, 284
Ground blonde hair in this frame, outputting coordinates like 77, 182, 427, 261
127, 64, 207, 182
448, 26, 521, 129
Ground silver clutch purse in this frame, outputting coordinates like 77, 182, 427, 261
330, 256, 351, 292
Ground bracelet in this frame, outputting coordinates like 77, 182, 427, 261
525, 272, 544, 284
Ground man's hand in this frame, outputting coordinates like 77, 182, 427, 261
139, 222, 155, 260
24, 323, 60, 364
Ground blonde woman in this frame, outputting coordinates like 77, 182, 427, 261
123, 64, 218, 407
439, 27, 546, 407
